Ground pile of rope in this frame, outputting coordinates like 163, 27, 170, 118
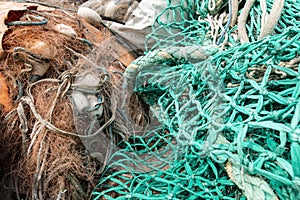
0, 2, 142, 199
93, 0, 300, 199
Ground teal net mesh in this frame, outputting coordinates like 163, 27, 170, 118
93, 0, 300, 199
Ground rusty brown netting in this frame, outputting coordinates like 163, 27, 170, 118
0, 3, 143, 199
0, 8, 97, 200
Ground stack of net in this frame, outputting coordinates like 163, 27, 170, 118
93, 0, 300, 199
0, 2, 137, 199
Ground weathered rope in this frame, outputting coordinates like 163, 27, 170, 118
238, 0, 255, 43
230, 0, 239, 27
258, 0, 285, 40
6, 15, 48, 26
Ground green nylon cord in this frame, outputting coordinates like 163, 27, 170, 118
93, 0, 300, 199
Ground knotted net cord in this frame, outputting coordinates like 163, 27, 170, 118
93, 0, 300, 199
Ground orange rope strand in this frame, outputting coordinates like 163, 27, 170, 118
0, 73, 13, 112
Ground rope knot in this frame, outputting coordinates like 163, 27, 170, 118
264, 151, 277, 161
260, 89, 268, 96
230, 101, 237, 108
271, 110, 280, 120
289, 130, 300, 143
288, 97, 297, 104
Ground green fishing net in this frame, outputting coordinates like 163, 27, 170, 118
92, 0, 300, 199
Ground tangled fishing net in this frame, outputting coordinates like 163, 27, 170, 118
92, 0, 300, 199
1, 0, 300, 199
0, 2, 141, 199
